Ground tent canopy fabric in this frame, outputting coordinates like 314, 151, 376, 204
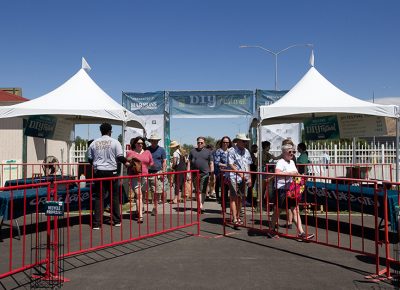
0, 69, 145, 128
260, 67, 399, 125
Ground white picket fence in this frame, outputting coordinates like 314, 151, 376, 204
70, 141, 398, 165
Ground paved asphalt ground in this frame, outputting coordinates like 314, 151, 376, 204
1, 200, 399, 290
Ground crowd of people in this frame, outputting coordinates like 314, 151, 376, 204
87, 122, 314, 240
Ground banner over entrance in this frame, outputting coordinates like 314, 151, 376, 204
122, 91, 165, 115
169, 90, 253, 118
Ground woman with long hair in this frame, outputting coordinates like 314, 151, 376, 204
214, 136, 232, 206
126, 136, 154, 223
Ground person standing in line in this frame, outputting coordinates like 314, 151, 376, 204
269, 144, 314, 240
188, 136, 214, 214
296, 142, 309, 175
214, 136, 232, 206
147, 133, 167, 214
126, 137, 154, 223
226, 133, 252, 228
206, 144, 216, 200
170, 140, 188, 203
88, 122, 130, 230
247, 144, 258, 208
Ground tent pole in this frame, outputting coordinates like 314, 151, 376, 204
352, 137, 356, 165
396, 118, 399, 182
121, 121, 126, 177
257, 112, 262, 212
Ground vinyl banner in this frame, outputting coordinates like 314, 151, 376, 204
122, 91, 165, 115
304, 116, 340, 140
255, 90, 288, 107
338, 114, 393, 138
261, 123, 300, 151
24, 115, 57, 139
124, 115, 165, 148
169, 90, 253, 118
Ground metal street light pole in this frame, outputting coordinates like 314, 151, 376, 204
239, 43, 313, 90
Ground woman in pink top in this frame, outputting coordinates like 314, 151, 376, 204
126, 136, 154, 223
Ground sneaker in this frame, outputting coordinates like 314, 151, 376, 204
92, 226, 100, 230
114, 223, 121, 227
297, 232, 315, 240
209, 193, 217, 200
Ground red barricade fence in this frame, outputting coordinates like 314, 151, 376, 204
0, 169, 200, 281
222, 169, 398, 279
266, 163, 393, 182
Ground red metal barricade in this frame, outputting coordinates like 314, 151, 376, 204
266, 163, 393, 182
0, 169, 200, 282
222, 169, 396, 280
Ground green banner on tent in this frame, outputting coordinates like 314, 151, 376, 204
304, 116, 339, 140
24, 115, 57, 139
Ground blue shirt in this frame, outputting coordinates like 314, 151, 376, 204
148, 145, 166, 172
213, 148, 229, 176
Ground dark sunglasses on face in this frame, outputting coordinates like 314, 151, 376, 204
197, 142, 204, 144
287, 150, 296, 154
137, 142, 144, 145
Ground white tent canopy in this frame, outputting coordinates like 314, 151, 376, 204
260, 67, 399, 126
0, 68, 145, 129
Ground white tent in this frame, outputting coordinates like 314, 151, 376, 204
0, 68, 145, 129
257, 66, 400, 181
260, 67, 398, 126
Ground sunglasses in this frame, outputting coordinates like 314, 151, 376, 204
136, 142, 144, 145
287, 150, 296, 154
222, 141, 229, 144
197, 141, 204, 144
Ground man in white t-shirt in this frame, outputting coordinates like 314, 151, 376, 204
88, 122, 130, 230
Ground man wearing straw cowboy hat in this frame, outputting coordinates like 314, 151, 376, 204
147, 133, 167, 213
227, 133, 252, 228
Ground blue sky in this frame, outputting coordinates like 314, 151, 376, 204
1, 1, 399, 145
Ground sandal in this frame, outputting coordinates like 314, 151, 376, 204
237, 218, 244, 226
137, 217, 143, 224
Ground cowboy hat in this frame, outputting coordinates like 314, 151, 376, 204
234, 133, 250, 141
169, 140, 180, 148
148, 133, 162, 140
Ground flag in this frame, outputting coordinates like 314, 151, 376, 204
82, 57, 91, 72
309, 49, 315, 67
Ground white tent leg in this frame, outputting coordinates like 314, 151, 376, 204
396, 119, 399, 182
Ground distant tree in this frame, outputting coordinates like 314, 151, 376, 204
180, 136, 217, 154
75, 136, 87, 147
204, 136, 217, 147
182, 144, 194, 154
